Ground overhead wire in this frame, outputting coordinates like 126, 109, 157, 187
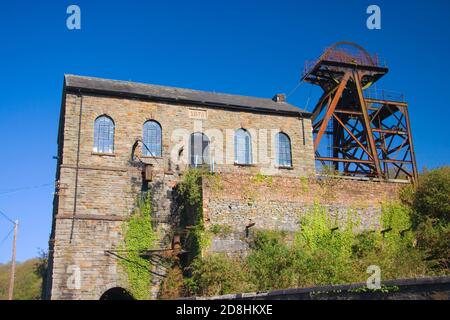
286, 80, 304, 98
0, 183, 53, 196
0, 209, 15, 225
0, 226, 14, 248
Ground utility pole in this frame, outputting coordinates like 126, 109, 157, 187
8, 220, 18, 301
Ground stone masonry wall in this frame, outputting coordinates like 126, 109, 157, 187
49, 218, 128, 300
48, 92, 315, 300
202, 173, 406, 254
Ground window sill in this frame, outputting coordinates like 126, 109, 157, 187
141, 156, 163, 160
92, 152, 116, 157
234, 163, 256, 167
189, 164, 210, 169
276, 165, 294, 170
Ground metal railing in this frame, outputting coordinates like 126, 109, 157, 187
302, 52, 388, 79
364, 88, 405, 103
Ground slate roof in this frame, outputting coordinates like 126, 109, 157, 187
64, 75, 309, 117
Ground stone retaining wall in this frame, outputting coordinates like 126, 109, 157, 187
202, 173, 407, 254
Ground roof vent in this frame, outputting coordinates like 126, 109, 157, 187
272, 93, 286, 103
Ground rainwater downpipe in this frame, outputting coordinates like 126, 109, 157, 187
69, 91, 83, 243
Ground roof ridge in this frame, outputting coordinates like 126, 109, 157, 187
65, 74, 289, 104
64, 74, 310, 116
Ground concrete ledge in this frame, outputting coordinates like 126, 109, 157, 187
57, 214, 127, 221
187, 276, 450, 300
61, 164, 128, 172
315, 174, 411, 184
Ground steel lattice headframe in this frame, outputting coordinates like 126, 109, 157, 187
303, 42, 418, 181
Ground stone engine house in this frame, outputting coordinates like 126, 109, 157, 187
45, 74, 406, 300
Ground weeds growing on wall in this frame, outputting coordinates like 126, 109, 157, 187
252, 173, 274, 186
177, 169, 214, 259
184, 203, 436, 297
177, 167, 449, 298
120, 192, 157, 300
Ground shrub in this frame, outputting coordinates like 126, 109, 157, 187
352, 232, 378, 258
247, 231, 300, 291
183, 203, 436, 297
415, 218, 450, 271
159, 264, 185, 299
401, 166, 450, 273
186, 254, 254, 297
412, 166, 450, 225
177, 169, 204, 209
178, 175, 449, 298
361, 203, 429, 280
380, 203, 415, 252
294, 205, 359, 286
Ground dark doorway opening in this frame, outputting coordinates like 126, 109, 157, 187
100, 287, 135, 300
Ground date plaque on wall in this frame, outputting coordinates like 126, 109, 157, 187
188, 109, 208, 120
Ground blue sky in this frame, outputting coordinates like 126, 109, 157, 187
0, 0, 449, 262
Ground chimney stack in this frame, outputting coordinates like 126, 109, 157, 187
272, 93, 286, 103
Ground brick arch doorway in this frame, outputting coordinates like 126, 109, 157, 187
99, 287, 135, 300
190, 132, 210, 168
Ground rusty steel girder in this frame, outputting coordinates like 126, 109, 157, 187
303, 42, 418, 181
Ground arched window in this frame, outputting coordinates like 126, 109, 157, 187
190, 132, 210, 167
93, 115, 114, 154
275, 132, 292, 167
143, 120, 162, 157
235, 129, 252, 165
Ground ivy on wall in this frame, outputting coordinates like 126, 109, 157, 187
177, 169, 213, 259
120, 192, 157, 300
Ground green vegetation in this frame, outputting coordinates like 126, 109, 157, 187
1, 167, 448, 300
415, 220, 450, 270
411, 166, 450, 224
348, 285, 400, 294
185, 254, 255, 297
158, 264, 184, 299
404, 167, 450, 270
210, 224, 233, 236
120, 192, 157, 300
184, 203, 435, 296
252, 173, 273, 186
173, 167, 449, 298
319, 164, 338, 176
177, 169, 212, 259
159, 169, 212, 298
0, 254, 47, 300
